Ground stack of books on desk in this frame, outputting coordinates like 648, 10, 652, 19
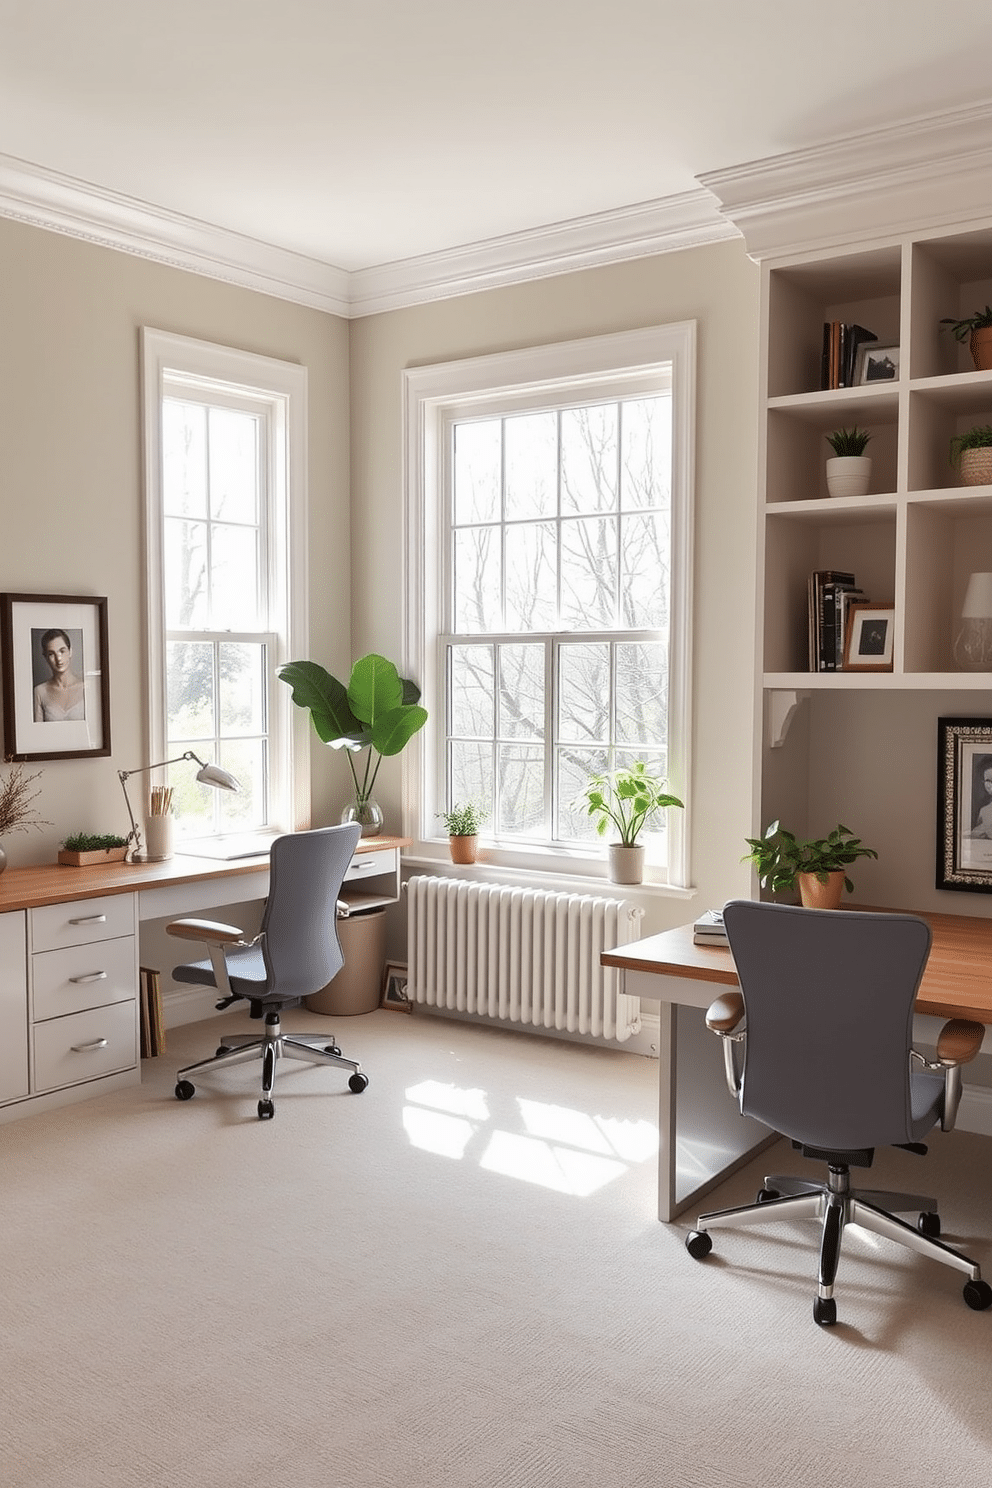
693, 909, 729, 947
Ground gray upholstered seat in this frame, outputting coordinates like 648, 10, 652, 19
686, 900, 991, 1326
168, 824, 368, 1119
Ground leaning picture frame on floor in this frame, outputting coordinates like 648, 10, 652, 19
380, 960, 412, 1012
937, 716, 992, 893
0, 592, 111, 760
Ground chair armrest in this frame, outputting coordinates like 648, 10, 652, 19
166, 917, 247, 946
936, 1018, 984, 1067
706, 991, 745, 1035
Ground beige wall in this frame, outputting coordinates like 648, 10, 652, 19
348, 239, 762, 929
0, 216, 352, 865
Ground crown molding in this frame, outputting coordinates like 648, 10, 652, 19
346, 191, 736, 317
699, 102, 992, 261
0, 152, 352, 316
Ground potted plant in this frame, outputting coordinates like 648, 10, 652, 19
437, 802, 486, 864
0, 760, 49, 873
949, 424, 992, 487
279, 654, 428, 835
825, 427, 872, 498
939, 305, 992, 371
742, 821, 878, 909
577, 761, 683, 885
58, 831, 129, 868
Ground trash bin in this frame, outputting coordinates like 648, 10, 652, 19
305, 908, 386, 1016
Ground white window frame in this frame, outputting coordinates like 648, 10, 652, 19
403, 324, 695, 888
141, 328, 310, 836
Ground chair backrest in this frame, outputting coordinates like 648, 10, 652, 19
258, 824, 363, 1000
722, 900, 932, 1151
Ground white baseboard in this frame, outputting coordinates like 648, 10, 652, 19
956, 1083, 992, 1137
163, 985, 225, 1029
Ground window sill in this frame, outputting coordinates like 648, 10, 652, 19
403, 842, 696, 900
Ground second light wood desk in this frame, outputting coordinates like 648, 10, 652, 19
602, 910, 992, 1223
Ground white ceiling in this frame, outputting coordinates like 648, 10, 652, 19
2, 1, 992, 283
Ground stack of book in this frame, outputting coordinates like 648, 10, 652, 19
693, 909, 728, 947
139, 965, 166, 1057
808, 570, 865, 672
821, 322, 877, 389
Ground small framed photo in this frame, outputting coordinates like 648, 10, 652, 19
843, 603, 894, 671
0, 593, 111, 760
937, 717, 992, 893
380, 960, 412, 1013
856, 343, 900, 384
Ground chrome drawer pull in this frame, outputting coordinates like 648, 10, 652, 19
70, 1038, 110, 1053
69, 971, 108, 984
68, 914, 107, 926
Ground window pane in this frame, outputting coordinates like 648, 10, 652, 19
497, 744, 544, 834
620, 513, 669, 629
449, 645, 494, 738
557, 643, 609, 744
504, 521, 556, 632
615, 643, 668, 746
561, 404, 618, 514
211, 524, 262, 629
454, 419, 501, 525
209, 408, 259, 524
454, 527, 501, 634
497, 644, 544, 741
560, 516, 617, 630
450, 740, 494, 818
556, 746, 609, 842
219, 739, 266, 829
167, 641, 215, 740
504, 411, 557, 520
164, 518, 208, 628
621, 395, 671, 510
163, 401, 207, 517
219, 643, 266, 737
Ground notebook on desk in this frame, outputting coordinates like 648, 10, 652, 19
178, 832, 279, 861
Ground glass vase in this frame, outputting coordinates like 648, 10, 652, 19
341, 797, 384, 837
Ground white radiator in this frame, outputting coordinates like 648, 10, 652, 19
406, 876, 644, 1042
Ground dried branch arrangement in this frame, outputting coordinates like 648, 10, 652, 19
0, 759, 50, 836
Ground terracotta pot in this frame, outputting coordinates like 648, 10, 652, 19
608, 844, 645, 884
826, 455, 871, 498
970, 325, 992, 371
797, 870, 846, 910
448, 834, 478, 865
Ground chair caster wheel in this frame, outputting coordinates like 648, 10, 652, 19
963, 1279, 992, 1311
175, 1080, 195, 1101
756, 1187, 780, 1203
348, 1072, 369, 1094
215, 1045, 229, 1057
257, 1099, 275, 1120
813, 1297, 837, 1327
324, 1044, 342, 1057
685, 1230, 712, 1260
918, 1211, 941, 1238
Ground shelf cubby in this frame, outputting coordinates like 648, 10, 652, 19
909, 229, 992, 381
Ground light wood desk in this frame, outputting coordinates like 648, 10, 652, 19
602, 909, 992, 1222
0, 836, 409, 1125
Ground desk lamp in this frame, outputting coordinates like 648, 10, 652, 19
118, 751, 239, 861
953, 572, 992, 672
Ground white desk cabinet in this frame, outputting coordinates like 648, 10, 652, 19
0, 912, 29, 1105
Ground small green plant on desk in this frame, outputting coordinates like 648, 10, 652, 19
742, 821, 878, 898
62, 832, 128, 852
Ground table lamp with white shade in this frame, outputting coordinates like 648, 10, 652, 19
953, 572, 992, 672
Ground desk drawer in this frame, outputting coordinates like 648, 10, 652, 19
345, 849, 395, 881
31, 894, 136, 952
32, 1000, 137, 1093
32, 936, 136, 1021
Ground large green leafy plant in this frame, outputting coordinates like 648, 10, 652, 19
279, 654, 428, 810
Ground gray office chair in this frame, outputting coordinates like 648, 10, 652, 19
685, 900, 992, 1326
168, 824, 369, 1120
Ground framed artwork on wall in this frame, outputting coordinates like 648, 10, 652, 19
0, 593, 111, 761
936, 716, 992, 893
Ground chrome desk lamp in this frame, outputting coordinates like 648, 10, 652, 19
118, 751, 239, 861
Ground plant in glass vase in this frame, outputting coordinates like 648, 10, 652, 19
279, 654, 427, 836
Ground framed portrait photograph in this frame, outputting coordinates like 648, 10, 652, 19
0, 593, 111, 761
380, 960, 412, 1013
937, 717, 992, 892
843, 603, 895, 671
856, 343, 900, 383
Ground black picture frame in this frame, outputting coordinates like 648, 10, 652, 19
936, 716, 992, 893
0, 593, 111, 761
380, 960, 412, 1012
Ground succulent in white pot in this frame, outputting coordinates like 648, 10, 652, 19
825, 427, 872, 498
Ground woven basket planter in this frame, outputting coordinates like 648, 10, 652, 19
959, 447, 992, 486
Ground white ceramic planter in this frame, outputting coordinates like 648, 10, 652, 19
608, 844, 645, 884
826, 455, 871, 498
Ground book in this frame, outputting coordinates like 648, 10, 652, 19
693, 908, 728, 946
820, 322, 877, 389
808, 570, 855, 671
821, 578, 862, 671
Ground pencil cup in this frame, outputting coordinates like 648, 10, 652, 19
144, 814, 174, 861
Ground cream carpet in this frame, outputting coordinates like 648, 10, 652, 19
1, 1007, 991, 1488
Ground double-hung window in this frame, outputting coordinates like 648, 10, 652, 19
405, 324, 694, 883
142, 330, 308, 840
